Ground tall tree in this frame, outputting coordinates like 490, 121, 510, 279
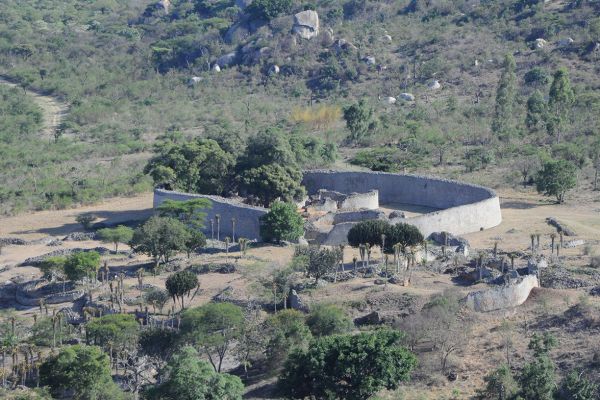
525, 90, 547, 132
157, 198, 212, 229
147, 346, 243, 400
343, 99, 376, 143
130, 216, 189, 269
547, 67, 575, 143
97, 225, 134, 252
165, 270, 198, 310
535, 159, 577, 203
492, 54, 517, 139
180, 302, 244, 372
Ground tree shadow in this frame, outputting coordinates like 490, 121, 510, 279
500, 201, 539, 210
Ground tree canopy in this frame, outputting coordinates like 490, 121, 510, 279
278, 329, 417, 400
63, 251, 101, 282
96, 225, 134, 252
165, 270, 198, 309
535, 159, 577, 203
259, 201, 304, 243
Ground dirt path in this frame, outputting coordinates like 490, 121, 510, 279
0, 75, 68, 139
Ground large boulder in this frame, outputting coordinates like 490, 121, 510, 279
428, 232, 469, 247
216, 52, 237, 68
534, 38, 548, 49
399, 93, 415, 101
293, 10, 319, 40
465, 275, 539, 312
428, 80, 441, 90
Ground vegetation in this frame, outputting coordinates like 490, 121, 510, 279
97, 225, 134, 252
305, 303, 352, 337
130, 216, 190, 269
147, 346, 243, 400
536, 159, 578, 203
63, 251, 101, 282
278, 329, 417, 399
259, 201, 304, 243
165, 270, 198, 309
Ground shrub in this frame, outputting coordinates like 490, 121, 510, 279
259, 201, 304, 243
305, 304, 353, 336
278, 329, 417, 399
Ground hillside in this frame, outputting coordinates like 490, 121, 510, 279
0, 0, 599, 214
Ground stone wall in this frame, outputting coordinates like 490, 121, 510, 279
154, 189, 268, 240
303, 170, 502, 241
339, 190, 379, 210
464, 275, 539, 312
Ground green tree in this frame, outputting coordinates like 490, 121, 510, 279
157, 198, 212, 229
347, 219, 391, 248
39, 345, 123, 400
492, 54, 517, 139
38, 256, 66, 280
247, 0, 293, 20
130, 216, 190, 269
96, 225, 134, 252
85, 314, 139, 351
63, 251, 101, 282
76, 214, 97, 231
385, 223, 424, 254
237, 129, 296, 171
259, 201, 304, 243
144, 138, 235, 195
518, 333, 558, 400
305, 304, 353, 337
180, 302, 244, 372
294, 246, 340, 283
265, 309, 312, 367
557, 370, 598, 400
526, 90, 547, 132
165, 270, 198, 310
478, 364, 519, 400
239, 164, 305, 207
343, 99, 375, 143
184, 229, 207, 258
547, 67, 575, 143
278, 329, 417, 400
147, 346, 243, 400
144, 288, 170, 314
535, 159, 577, 203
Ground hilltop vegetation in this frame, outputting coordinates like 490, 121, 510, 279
0, 0, 599, 214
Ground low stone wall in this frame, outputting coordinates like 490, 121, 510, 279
332, 209, 386, 224
464, 275, 539, 312
154, 189, 268, 240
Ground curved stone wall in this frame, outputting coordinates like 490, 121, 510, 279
302, 170, 502, 241
154, 189, 268, 241
464, 275, 539, 312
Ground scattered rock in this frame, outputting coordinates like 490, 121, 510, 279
0, 237, 28, 246
456, 244, 469, 257
216, 52, 237, 68
558, 37, 574, 47
383, 96, 396, 105
189, 76, 202, 85
354, 311, 382, 326
321, 28, 334, 46
363, 56, 376, 65
289, 289, 307, 311
399, 93, 415, 101
157, 0, 170, 13
63, 232, 96, 241
332, 39, 356, 54
428, 232, 469, 247
540, 266, 592, 289
382, 34, 392, 42
534, 38, 548, 49
546, 217, 576, 236
528, 257, 548, 275
212, 64, 221, 72
293, 10, 319, 40
590, 286, 600, 296
374, 278, 386, 285
564, 240, 585, 248
389, 210, 406, 219
428, 80, 441, 90
297, 237, 309, 246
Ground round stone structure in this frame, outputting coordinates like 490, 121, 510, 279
302, 170, 502, 244
153, 170, 502, 243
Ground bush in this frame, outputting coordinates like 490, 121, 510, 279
86, 313, 139, 350
247, 0, 293, 20
265, 309, 312, 367
278, 329, 417, 399
259, 201, 304, 243
305, 304, 353, 337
